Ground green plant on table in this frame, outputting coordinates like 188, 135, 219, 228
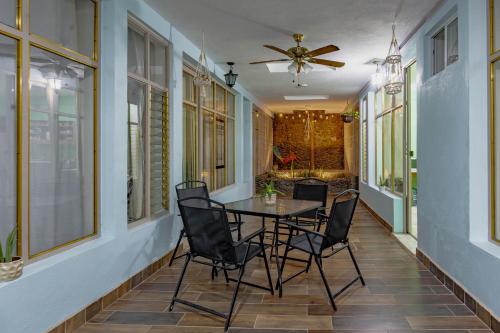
261, 180, 285, 198
0, 227, 17, 263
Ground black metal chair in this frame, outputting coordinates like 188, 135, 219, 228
170, 197, 273, 332
278, 189, 364, 311
292, 178, 329, 230
169, 181, 244, 266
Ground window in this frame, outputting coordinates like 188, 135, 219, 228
182, 66, 236, 192
0, 0, 99, 259
0, 33, 18, 256
127, 19, 169, 224
432, 17, 458, 75
490, 0, 500, 243
376, 89, 404, 194
361, 97, 368, 183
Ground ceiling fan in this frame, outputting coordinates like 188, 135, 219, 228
249, 33, 345, 74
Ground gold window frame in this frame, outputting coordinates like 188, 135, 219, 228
0, 0, 100, 260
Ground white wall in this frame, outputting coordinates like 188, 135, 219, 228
0, 1, 262, 332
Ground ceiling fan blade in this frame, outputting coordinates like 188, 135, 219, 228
263, 45, 290, 56
305, 45, 339, 57
249, 59, 290, 64
308, 58, 345, 68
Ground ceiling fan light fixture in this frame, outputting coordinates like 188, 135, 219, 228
287, 62, 298, 74
302, 62, 313, 74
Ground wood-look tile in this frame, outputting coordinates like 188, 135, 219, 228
48, 323, 65, 333
237, 303, 307, 315
476, 303, 492, 327
492, 316, 500, 333
332, 316, 411, 330
75, 203, 493, 333
105, 311, 183, 326
448, 304, 475, 316
66, 310, 86, 333
135, 283, 179, 292
74, 323, 152, 333
85, 300, 102, 321
407, 316, 488, 330
106, 299, 169, 312
177, 313, 256, 328
254, 314, 332, 330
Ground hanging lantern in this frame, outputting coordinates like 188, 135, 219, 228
224, 62, 238, 88
384, 24, 403, 95
194, 32, 212, 98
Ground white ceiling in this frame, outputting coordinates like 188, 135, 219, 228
145, 0, 440, 113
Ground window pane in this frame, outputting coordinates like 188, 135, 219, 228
29, 46, 94, 256
382, 113, 392, 188
494, 60, 500, 240
127, 78, 146, 222
393, 107, 404, 194
227, 119, 235, 185
495, 0, 500, 52
128, 27, 146, 77
0, 0, 17, 28
227, 92, 235, 118
183, 71, 195, 103
433, 28, 445, 74
0, 35, 17, 255
183, 103, 197, 181
202, 111, 214, 191
150, 38, 167, 87
150, 89, 168, 214
447, 18, 459, 65
215, 117, 225, 189
375, 89, 382, 115
216, 85, 225, 113
202, 82, 214, 109
376, 117, 383, 186
30, 0, 95, 57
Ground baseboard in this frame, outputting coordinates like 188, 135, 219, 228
47, 245, 182, 333
359, 199, 393, 232
416, 248, 500, 333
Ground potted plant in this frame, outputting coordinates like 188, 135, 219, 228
0, 227, 22, 282
377, 176, 385, 191
341, 110, 359, 123
261, 180, 284, 205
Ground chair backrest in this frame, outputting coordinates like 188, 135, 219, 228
177, 197, 236, 263
293, 178, 328, 217
321, 189, 359, 250
175, 181, 210, 208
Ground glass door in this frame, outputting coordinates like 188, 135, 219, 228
404, 61, 418, 238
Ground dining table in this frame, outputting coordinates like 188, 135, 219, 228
224, 196, 323, 297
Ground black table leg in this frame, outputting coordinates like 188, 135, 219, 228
274, 217, 283, 297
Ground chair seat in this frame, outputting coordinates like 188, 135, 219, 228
289, 233, 323, 254
235, 243, 261, 264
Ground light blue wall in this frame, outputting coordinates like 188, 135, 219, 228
413, 0, 500, 319
0, 1, 262, 332
360, 0, 500, 318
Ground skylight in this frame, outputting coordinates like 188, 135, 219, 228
284, 95, 329, 100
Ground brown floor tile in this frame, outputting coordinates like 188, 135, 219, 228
106, 299, 169, 312
407, 316, 488, 330
105, 311, 183, 326
177, 312, 256, 328
74, 323, 152, 333
237, 303, 307, 315
254, 314, 332, 330
332, 316, 411, 330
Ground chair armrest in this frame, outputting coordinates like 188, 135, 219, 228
316, 212, 328, 220
278, 221, 325, 238
233, 228, 265, 247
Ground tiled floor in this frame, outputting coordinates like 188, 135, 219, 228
75, 204, 492, 333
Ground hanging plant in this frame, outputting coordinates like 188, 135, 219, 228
341, 111, 359, 123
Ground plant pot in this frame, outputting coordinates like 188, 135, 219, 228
378, 185, 383, 191
265, 193, 277, 205
0, 257, 23, 282
342, 115, 353, 123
